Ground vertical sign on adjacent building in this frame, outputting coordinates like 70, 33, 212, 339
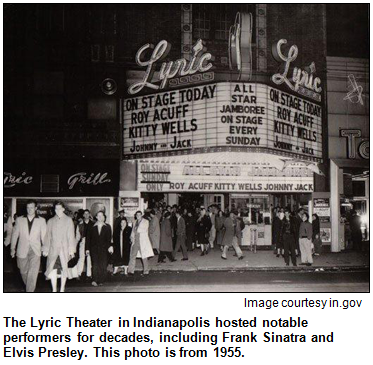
313, 197, 331, 223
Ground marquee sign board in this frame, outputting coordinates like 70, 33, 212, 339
137, 159, 314, 193
122, 82, 322, 161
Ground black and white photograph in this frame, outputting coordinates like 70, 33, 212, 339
3, 3, 369, 292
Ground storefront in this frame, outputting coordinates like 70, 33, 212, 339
4, 159, 119, 227
327, 56, 369, 252
120, 23, 325, 246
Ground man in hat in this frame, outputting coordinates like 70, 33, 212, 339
114, 209, 126, 231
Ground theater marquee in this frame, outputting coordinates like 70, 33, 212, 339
136, 153, 315, 193
122, 82, 322, 162
137, 162, 314, 193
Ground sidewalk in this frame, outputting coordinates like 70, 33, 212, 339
3, 247, 369, 275
145, 248, 370, 273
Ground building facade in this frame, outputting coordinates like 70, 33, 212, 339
120, 4, 328, 247
327, 57, 369, 251
4, 4, 369, 251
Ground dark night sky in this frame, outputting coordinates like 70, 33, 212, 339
326, 4, 369, 58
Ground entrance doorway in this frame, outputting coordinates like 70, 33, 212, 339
178, 193, 204, 210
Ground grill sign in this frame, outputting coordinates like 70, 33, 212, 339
123, 82, 322, 161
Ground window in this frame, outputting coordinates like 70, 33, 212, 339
193, 4, 254, 42
215, 8, 231, 40
40, 174, 59, 193
193, 4, 211, 39
91, 44, 100, 62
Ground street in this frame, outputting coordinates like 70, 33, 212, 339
3, 269, 369, 293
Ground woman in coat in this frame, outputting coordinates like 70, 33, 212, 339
196, 208, 212, 256
221, 211, 244, 260
215, 210, 225, 250
312, 213, 322, 255
128, 211, 154, 275
159, 211, 175, 263
112, 217, 132, 275
85, 211, 113, 286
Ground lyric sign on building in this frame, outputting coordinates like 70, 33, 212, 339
122, 82, 322, 161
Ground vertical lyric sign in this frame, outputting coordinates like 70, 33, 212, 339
122, 82, 322, 160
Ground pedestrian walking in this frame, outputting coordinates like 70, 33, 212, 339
170, 205, 178, 250
272, 209, 284, 257
299, 213, 313, 266
85, 211, 113, 286
221, 211, 244, 260
148, 209, 160, 254
185, 210, 196, 251
312, 213, 322, 255
74, 209, 93, 279
43, 201, 76, 292
159, 211, 175, 263
196, 208, 212, 256
215, 210, 225, 251
281, 209, 297, 267
208, 205, 217, 249
173, 210, 188, 261
128, 211, 154, 275
10, 200, 47, 292
112, 217, 132, 275
294, 208, 304, 256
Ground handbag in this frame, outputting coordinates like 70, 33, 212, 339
68, 253, 79, 268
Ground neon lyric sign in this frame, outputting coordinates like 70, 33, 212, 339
128, 39, 213, 95
271, 39, 322, 102
4, 172, 33, 188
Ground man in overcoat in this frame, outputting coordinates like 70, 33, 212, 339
43, 201, 76, 292
173, 210, 188, 261
148, 209, 160, 254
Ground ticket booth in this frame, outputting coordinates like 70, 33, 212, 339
230, 194, 271, 246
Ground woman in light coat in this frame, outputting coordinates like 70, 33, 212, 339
128, 211, 154, 275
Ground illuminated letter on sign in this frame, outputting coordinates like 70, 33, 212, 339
340, 129, 361, 159
358, 140, 369, 159
128, 39, 213, 95
271, 39, 322, 101
340, 129, 369, 159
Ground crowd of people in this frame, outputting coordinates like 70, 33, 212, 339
272, 207, 322, 267
3, 199, 365, 292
